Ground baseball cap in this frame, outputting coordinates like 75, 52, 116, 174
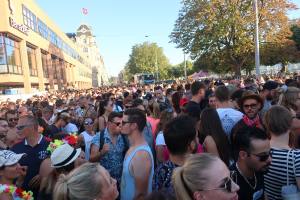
0, 150, 25, 167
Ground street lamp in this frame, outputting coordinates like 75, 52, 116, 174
184, 52, 187, 80
254, 0, 260, 78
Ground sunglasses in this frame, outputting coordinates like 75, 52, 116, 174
8, 118, 18, 122
250, 151, 271, 162
121, 120, 133, 125
84, 122, 94, 125
182, 170, 237, 198
16, 124, 34, 131
243, 103, 257, 109
111, 121, 121, 126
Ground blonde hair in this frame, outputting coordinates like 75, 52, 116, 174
53, 163, 103, 200
277, 86, 300, 111
172, 154, 219, 200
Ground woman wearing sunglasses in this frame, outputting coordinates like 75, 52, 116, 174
172, 153, 239, 200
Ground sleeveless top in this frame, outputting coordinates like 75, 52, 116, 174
81, 131, 94, 160
120, 145, 154, 200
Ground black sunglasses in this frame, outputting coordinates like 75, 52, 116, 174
8, 118, 18, 122
250, 152, 271, 162
121, 120, 133, 125
111, 121, 121, 126
16, 124, 34, 131
243, 103, 258, 109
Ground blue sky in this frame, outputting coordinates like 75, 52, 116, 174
36, 0, 300, 77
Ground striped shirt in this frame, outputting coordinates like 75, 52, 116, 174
264, 148, 300, 200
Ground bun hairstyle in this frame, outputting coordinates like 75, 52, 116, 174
53, 163, 103, 200
277, 86, 300, 112
172, 154, 219, 200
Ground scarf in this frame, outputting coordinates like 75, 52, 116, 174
243, 115, 261, 128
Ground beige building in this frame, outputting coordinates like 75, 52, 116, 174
0, 0, 93, 94
67, 24, 109, 87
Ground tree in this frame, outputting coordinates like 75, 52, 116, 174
124, 42, 170, 81
170, 0, 297, 75
168, 60, 194, 78
290, 24, 300, 50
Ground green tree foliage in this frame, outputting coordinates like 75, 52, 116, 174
168, 60, 194, 78
170, 0, 297, 75
291, 24, 300, 50
124, 42, 170, 81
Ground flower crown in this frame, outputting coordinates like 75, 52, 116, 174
47, 134, 78, 154
0, 184, 33, 200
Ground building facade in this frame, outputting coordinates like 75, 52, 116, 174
68, 24, 109, 87
0, 0, 93, 93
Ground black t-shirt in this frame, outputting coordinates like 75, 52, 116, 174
230, 163, 264, 200
185, 101, 201, 120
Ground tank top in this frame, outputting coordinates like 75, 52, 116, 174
81, 131, 94, 160
120, 145, 154, 200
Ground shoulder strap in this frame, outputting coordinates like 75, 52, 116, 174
99, 129, 105, 151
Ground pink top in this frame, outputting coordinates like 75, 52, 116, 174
147, 117, 160, 137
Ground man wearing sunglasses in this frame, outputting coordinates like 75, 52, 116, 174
90, 112, 128, 190
10, 115, 49, 199
231, 127, 271, 200
231, 92, 264, 142
5, 110, 18, 128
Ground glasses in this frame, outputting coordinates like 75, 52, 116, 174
8, 118, 18, 122
84, 122, 94, 126
121, 120, 133, 125
249, 151, 271, 162
181, 170, 237, 198
16, 124, 34, 131
243, 103, 257, 109
111, 121, 121, 126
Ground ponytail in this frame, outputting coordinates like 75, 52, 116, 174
53, 174, 69, 200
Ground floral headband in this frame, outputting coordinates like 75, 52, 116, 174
0, 184, 33, 200
47, 134, 78, 154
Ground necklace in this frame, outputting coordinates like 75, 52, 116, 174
235, 163, 257, 190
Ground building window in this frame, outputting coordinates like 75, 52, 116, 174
22, 5, 37, 31
0, 35, 22, 75
83, 47, 88, 53
0, 35, 7, 73
27, 46, 38, 77
52, 56, 58, 79
59, 60, 64, 80
37, 19, 48, 39
41, 52, 49, 78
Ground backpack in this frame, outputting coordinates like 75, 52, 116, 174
98, 129, 129, 157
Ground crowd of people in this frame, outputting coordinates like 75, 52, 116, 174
0, 74, 300, 200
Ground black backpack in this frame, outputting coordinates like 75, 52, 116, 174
98, 129, 129, 157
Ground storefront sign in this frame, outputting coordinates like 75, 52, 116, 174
9, 17, 29, 35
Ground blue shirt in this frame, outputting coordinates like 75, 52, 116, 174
121, 145, 154, 200
153, 160, 178, 194
10, 135, 49, 198
91, 129, 126, 184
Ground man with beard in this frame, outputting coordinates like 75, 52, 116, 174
231, 92, 264, 142
230, 127, 271, 200
259, 81, 278, 117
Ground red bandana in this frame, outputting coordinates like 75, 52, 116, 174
243, 115, 261, 128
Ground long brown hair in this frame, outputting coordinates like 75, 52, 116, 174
199, 108, 231, 166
